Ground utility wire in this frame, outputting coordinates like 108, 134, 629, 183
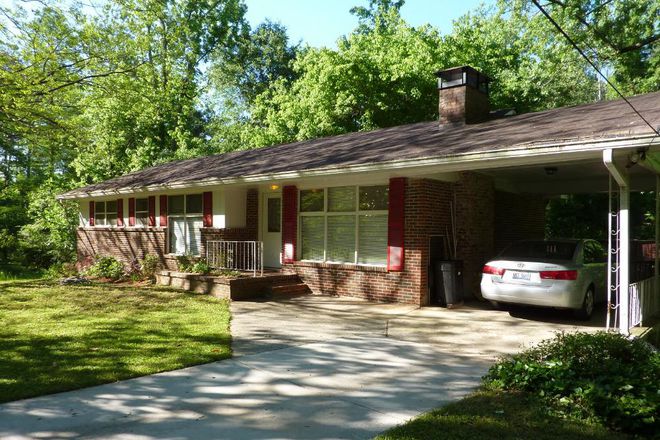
531, 0, 660, 137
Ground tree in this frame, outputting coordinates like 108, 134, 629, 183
235, 2, 446, 147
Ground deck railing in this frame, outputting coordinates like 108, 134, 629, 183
206, 240, 263, 277
628, 276, 660, 327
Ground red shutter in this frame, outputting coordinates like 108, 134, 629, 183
282, 185, 298, 263
203, 191, 213, 227
89, 201, 95, 227
159, 195, 168, 227
116, 199, 124, 227
128, 198, 135, 226
148, 196, 156, 227
387, 177, 406, 271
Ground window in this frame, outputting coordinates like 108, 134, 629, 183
267, 198, 281, 232
135, 198, 149, 226
299, 185, 389, 266
168, 194, 203, 255
94, 200, 117, 226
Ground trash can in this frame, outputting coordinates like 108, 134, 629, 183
433, 260, 464, 308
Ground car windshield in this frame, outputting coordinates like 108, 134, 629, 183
499, 241, 577, 261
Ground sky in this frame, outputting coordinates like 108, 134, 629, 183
243, 0, 490, 48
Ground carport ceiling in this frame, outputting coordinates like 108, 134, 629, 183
484, 158, 658, 194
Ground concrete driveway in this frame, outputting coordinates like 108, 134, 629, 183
0, 295, 600, 440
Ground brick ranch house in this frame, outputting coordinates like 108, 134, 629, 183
59, 66, 660, 306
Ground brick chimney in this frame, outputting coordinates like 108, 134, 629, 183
436, 66, 490, 125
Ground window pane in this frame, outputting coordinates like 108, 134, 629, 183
327, 215, 356, 263
358, 214, 388, 265
169, 195, 184, 215
359, 186, 389, 211
94, 214, 106, 226
328, 186, 356, 212
136, 213, 148, 227
95, 201, 105, 214
136, 198, 148, 212
267, 198, 281, 232
186, 194, 203, 214
300, 189, 324, 212
170, 218, 186, 255
106, 200, 117, 214
186, 216, 203, 256
301, 216, 324, 260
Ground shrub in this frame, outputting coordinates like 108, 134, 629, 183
484, 331, 660, 436
175, 255, 194, 272
140, 254, 160, 280
86, 256, 125, 281
190, 259, 212, 275
44, 262, 78, 279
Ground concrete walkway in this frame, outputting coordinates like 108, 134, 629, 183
0, 295, 600, 440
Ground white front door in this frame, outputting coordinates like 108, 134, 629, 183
262, 193, 282, 268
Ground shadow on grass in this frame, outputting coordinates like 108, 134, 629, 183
0, 280, 231, 403
377, 390, 626, 440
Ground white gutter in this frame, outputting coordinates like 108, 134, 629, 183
58, 133, 659, 200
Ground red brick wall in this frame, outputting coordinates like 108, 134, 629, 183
494, 191, 546, 254
76, 227, 174, 270
285, 178, 454, 305
439, 86, 490, 125
454, 172, 496, 299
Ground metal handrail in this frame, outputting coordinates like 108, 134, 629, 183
206, 240, 264, 277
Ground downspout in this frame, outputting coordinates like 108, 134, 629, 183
603, 149, 630, 334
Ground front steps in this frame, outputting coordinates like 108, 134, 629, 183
267, 276, 312, 297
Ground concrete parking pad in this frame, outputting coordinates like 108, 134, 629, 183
0, 295, 600, 439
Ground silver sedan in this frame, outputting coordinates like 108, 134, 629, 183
480, 239, 607, 320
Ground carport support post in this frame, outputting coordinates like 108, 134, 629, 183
619, 186, 630, 333
653, 174, 660, 295
604, 149, 630, 334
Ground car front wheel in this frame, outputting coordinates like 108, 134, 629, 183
575, 287, 594, 321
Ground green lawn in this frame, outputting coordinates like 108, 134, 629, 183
0, 280, 231, 403
0, 264, 45, 281
376, 389, 627, 440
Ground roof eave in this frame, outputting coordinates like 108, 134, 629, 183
57, 133, 660, 200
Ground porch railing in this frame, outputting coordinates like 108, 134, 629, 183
628, 276, 660, 327
206, 240, 263, 277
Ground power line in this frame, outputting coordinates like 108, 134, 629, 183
531, 0, 659, 137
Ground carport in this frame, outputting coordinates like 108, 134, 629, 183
476, 142, 660, 334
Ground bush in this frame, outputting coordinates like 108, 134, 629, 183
175, 255, 194, 272
86, 256, 125, 281
190, 259, 212, 275
140, 254, 160, 280
175, 255, 211, 275
44, 262, 78, 279
484, 331, 660, 436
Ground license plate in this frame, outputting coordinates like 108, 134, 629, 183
512, 271, 531, 281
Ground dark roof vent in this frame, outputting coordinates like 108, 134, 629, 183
436, 66, 491, 125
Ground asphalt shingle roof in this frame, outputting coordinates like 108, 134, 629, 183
61, 91, 660, 198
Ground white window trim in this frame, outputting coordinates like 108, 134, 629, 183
94, 201, 117, 227
298, 186, 388, 267
135, 197, 149, 227
168, 194, 203, 256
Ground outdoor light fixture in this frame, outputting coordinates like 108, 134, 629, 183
544, 167, 558, 176
270, 184, 280, 191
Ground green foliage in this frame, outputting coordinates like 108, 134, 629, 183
43, 262, 78, 279
175, 255, 212, 274
18, 180, 79, 267
484, 331, 660, 436
191, 259, 212, 275
175, 254, 194, 272
86, 256, 125, 281
139, 254, 160, 281
546, 193, 656, 240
